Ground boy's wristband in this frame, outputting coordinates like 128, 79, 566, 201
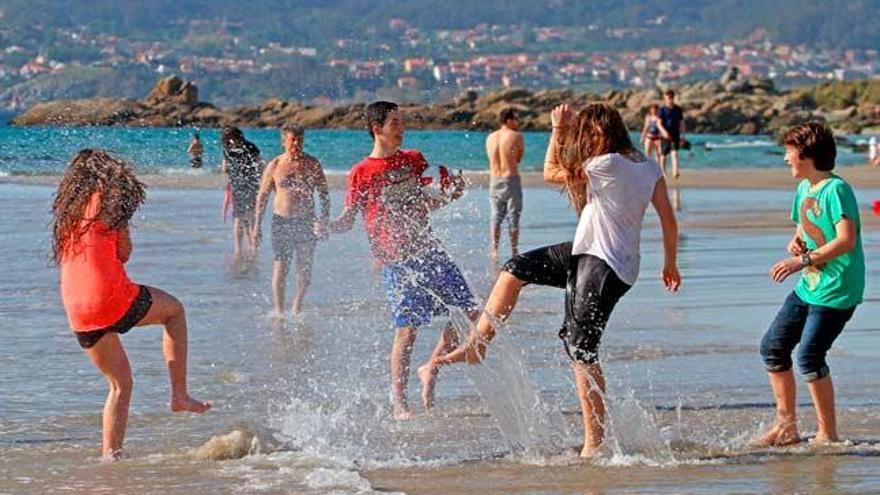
800, 252, 812, 267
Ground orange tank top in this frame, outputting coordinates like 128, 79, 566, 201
60, 193, 139, 331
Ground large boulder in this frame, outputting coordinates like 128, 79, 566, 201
143, 75, 199, 107
475, 87, 533, 108
11, 98, 144, 126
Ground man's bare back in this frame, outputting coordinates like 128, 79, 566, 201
265, 152, 329, 219
486, 127, 524, 177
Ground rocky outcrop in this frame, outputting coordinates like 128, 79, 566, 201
11, 72, 880, 135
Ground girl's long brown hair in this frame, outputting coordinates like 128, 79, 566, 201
555, 103, 637, 214
51, 149, 146, 265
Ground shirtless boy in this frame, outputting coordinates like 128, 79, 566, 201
253, 123, 330, 315
486, 107, 525, 260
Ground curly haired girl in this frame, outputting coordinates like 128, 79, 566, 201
52, 149, 210, 461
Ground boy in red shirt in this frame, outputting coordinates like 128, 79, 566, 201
332, 101, 477, 419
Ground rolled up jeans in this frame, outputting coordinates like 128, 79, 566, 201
760, 291, 856, 382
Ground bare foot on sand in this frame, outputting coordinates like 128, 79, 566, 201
417, 364, 438, 411
753, 421, 800, 447
171, 395, 212, 413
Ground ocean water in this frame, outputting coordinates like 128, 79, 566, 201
0, 125, 872, 176
1, 179, 878, 494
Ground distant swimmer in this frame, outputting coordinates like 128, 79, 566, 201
486, 107, 525, 260
427, 104, 681, 458
640, 104, 669, 163
658, 89, 686, 179
758, 123, 865, 448
252, 123, 330, 315
331, 101, 478, 419
188, 131, 204, 169
52, 149, 210, 461
221, 127, 263, 262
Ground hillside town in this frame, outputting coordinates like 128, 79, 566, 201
2, 17, 879, 108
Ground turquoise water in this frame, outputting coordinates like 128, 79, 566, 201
0, 125, 871, 175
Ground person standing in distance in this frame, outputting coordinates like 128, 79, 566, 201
658, 89, 685, 179
486, 107, 525, 261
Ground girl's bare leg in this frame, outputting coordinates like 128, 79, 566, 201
573, 362, 606, 457
83, 333, 133, 461
137, 286, 211, 413
433, 271, 525, 365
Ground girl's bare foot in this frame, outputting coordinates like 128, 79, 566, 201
754, 421, 800, 447
438, 338, 487, 365
417, 364, 438, 410
171, 395, 212, 413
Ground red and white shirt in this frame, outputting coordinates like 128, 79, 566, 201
344, 150, 438, 265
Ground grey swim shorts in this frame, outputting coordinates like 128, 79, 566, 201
489, 175, 523, 231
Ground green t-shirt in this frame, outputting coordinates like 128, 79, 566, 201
791, 175, 865, 309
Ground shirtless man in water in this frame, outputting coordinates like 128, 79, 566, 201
253, 123, 330, 315
486, 107, 524, 260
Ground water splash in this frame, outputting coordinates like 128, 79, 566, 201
448, 308, 567, 456
603, 387, 675, 465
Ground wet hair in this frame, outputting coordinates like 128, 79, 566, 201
51, 149, 146, 265
221, 126, 260, 161
281, 122, 304, 138
365, 101, 398, 138
555, 103, 636, 214
499, 107, 518, 125
220, 126, 246, 152
664, 89, 676, 98
779, 122, 837, 171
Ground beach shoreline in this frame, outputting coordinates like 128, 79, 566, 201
3, 169, 877, 234
4, 165, 880, 190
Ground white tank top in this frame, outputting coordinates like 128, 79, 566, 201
571, 152, 662, 285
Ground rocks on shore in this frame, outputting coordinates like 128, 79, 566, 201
11, 73, 880, 135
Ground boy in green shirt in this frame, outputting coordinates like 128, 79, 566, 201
758, 123, 865, 446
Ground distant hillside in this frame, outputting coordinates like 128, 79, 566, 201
1, 0, 878, 49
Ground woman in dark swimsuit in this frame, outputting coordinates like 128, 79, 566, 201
221, 126, 263, 261
641, 104, 669, 163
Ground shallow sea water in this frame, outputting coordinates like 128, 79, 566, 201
1, 182, 878, 494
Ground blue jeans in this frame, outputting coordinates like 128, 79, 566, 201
760, 292, 856, 382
